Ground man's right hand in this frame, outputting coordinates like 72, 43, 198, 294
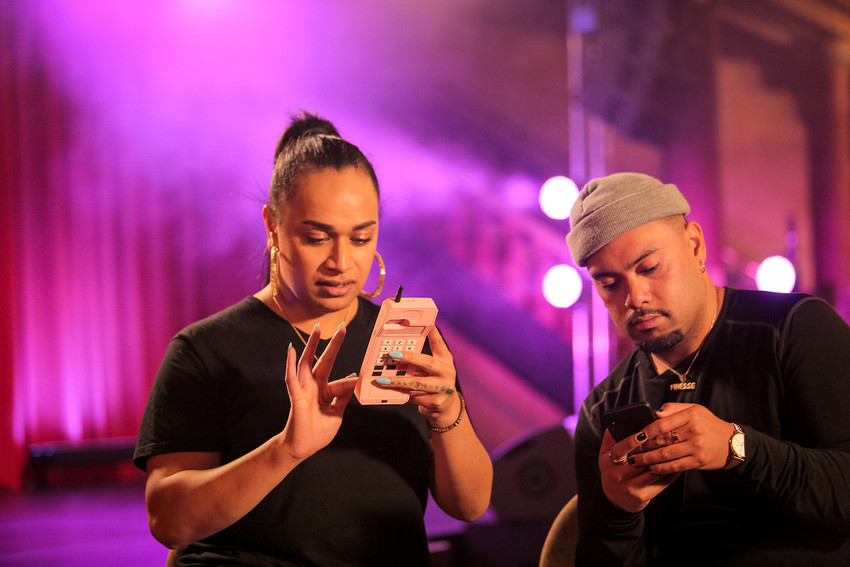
599, 429, 680, 513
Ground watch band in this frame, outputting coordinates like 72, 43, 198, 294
723, 422, 746, 469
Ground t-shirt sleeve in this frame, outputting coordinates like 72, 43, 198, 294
133, 335, 227, 471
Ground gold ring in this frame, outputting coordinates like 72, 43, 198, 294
671, 430, 679, 443
609, 452, 628, 465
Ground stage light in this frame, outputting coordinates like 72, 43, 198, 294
539, 176, 579, 220
569, 5, 598, 33
755, 255, 796, 293
542, 264, 583, 308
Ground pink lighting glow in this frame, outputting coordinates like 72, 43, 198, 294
2, 0, 580, 491
571, 304, 591, 415
7, 0, 465, 455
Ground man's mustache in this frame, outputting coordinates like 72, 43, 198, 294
626, 309, 671, 327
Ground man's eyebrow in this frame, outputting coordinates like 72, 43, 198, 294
590, 248, 659, 280
627, 248, 658, 269
301, 220, 377, 232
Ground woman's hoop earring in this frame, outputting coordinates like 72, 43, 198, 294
359, 251, 386, 299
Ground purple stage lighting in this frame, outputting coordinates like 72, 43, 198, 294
755, 255, 796, 293
542, 264, 582, 308
538, 176, 579, 220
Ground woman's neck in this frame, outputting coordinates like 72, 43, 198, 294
255, 285, 358, 339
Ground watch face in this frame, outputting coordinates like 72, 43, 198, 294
732, 434, 745, 457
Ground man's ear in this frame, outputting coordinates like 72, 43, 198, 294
684, 220, 706, 264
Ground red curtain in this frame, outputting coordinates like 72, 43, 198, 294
1, 0, 27, 492
0, 1, 265, 490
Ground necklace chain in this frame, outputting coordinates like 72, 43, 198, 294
271, 290, 355, 363
656, 287, 721, 391
656, 317, 714, 390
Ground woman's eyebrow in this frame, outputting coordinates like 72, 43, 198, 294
351, 221, 377, 231
301, 220, 377, 232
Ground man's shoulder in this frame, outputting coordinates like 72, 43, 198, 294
724, 288, 814, 323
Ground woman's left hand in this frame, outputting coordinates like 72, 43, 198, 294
376, 327, 491, 522
373, 327, 460, 427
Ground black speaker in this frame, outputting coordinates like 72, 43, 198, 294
490, 423, 577, 523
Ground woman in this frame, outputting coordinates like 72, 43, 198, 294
133, 112, 493, 566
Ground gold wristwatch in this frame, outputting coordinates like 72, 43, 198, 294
723, 422, 746, 469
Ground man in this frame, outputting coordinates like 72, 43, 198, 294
566, 173, 850, 566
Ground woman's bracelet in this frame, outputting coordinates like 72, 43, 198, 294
430, 392, 465, 434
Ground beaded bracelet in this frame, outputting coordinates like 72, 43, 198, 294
430, 392, 466, 433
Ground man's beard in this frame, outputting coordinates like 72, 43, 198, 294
637, 329, 684, 354
627, 308, 683, 354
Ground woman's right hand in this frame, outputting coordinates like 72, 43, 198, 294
281, 323, 356, 460
144, 324, 357, 549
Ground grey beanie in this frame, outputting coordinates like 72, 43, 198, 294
567, 172, 690, 266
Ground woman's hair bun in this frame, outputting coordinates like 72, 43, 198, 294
274, 111, 341, 160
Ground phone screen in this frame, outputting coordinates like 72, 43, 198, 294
601, 402, 657, 442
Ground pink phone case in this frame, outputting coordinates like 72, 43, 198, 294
355, 296, 438, 405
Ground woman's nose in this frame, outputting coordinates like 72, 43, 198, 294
326, 240, 350, 272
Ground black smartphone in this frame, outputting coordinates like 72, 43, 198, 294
602, 402, 658, 442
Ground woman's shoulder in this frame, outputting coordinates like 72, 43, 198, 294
176, 296, 275, 342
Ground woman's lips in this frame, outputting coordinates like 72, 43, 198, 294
318, 280, 354, 297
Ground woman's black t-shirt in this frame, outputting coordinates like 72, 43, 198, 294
134, 296, 432, 566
